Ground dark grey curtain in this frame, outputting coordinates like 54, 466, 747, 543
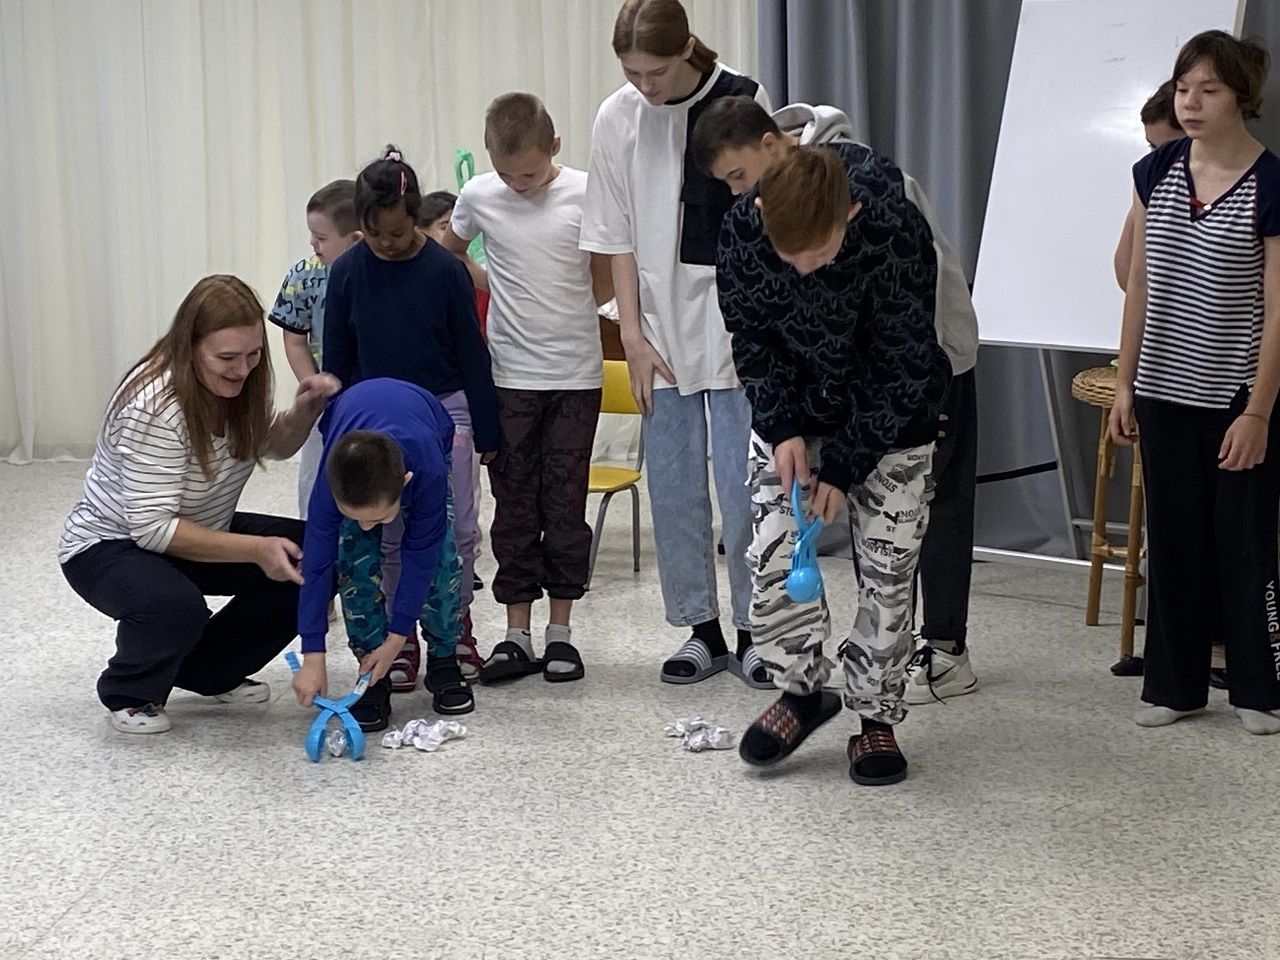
757, 0, 1280, 557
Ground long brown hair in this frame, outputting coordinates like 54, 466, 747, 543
110, 275, 273, 478
612, 0, 717, 74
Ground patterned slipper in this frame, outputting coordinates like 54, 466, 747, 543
660, 637, 729, 685
847, 722, 908, 785
739, 691, 842, 766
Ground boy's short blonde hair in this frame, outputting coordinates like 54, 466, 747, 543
758, 146, 850, 254
484, 93, 555, 157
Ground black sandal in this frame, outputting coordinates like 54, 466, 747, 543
479, 640, 543, 684
739, 691, 841, 767
424, 658, 475, 715
542, 640, 585, 683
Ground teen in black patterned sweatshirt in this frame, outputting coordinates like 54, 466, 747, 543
716, 143, 950, 785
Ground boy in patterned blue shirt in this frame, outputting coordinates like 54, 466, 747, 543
268, 179, 360, 518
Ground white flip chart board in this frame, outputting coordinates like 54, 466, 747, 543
973, 0, 1247, 353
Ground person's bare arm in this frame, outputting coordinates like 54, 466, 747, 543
1110, 189, 1148, 445
1219, 236, 1280, 470
610, 252, 674, 413
1113, 208, 1136, 292
590, 253, 615, 306
1246, 236, 1280, 420
166, 519, 303, 583
283, 331, 317, 383
266, 373, 341, 459
441, 226, 489, 291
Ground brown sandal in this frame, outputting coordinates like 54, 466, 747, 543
848, 722, 908, 785
389, 629, 421, 693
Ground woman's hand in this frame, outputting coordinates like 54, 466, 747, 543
1108, 386, 1137, 446
1219, 414, 1268, 471
255, 536, 304, 584
359, 633, 408, 683
294, 372, 341, 421
292, 654, 328, 707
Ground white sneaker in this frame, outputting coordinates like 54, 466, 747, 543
213, 680, 271, 704
904, 645, 978, 704
109, 703, 172, 734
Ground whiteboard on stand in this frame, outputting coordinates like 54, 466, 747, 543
973, 0, 1248, 353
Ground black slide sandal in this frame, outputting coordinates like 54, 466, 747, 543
542, 640, 585, 683
479, 640, 543, 684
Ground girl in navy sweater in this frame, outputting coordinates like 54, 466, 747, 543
324, 146, 499, 690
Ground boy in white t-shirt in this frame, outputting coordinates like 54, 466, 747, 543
444, 92, 614, 682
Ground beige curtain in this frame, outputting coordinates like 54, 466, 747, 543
0, 0, 757, 461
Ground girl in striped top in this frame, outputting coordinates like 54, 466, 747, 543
60, 275, 339, 734
1110, 31, 1280, 735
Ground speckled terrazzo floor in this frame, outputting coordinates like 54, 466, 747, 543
2, 461, 1276, 960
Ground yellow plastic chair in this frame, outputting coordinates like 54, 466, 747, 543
586, 360, 643, 589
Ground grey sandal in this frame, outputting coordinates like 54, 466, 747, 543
660, 637, 729, 685
728, 646, 774, 690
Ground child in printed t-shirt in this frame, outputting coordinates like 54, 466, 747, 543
443, 92, 614, 683
267, 179, 360, 519
323, 145, 500, 697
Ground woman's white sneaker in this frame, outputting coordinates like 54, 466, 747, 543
212, 680, 271, 704
109, 703, 172, 734
904, 645, 979, 704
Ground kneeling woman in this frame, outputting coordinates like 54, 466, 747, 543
60, 275, 339, 734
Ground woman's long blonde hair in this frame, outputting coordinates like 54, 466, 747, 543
111, 275, 273, 478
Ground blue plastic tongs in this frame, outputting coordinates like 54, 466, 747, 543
285, 652, 372, 762
786, 479, 825, 603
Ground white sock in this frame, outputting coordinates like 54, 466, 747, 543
1236, 708, 1280, 735
489, 628, 533, 664
544, 623, 576, 675
1134, 705, 1204, 727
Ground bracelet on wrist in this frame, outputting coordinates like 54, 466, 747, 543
1240, 412, 1269, 424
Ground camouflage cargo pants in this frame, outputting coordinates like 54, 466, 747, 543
746, 434, 935, 725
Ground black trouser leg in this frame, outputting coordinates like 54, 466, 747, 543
919, 369, 978, 647
1212, 418, 1280, 711
1137, 398, 1226, 711
167, 514, 308, 697
63, 540, 212, 710
62, 513, 310, 709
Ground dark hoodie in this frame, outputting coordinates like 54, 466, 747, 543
716, 140, 951, 492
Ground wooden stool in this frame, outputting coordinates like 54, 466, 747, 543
1070, 366, 1146, 673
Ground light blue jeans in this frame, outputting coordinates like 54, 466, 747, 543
645, 387, 753, 631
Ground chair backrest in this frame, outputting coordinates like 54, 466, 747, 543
596, 359, 645, 471
600, 360, 640, 416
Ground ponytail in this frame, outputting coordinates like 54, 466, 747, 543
353, 144, 423, 230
